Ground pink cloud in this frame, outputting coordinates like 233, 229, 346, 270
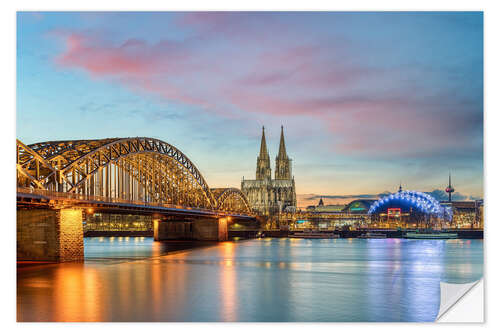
57, 34, 150, 75
50, 13, 478, 157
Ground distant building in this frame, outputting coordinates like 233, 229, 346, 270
306, 197, 373, 213
441, 200, 483, 229
307, 197, 345, 212
440, 174, 483, 228
342, 200, 375, 214
241, 126, 297, 216
315, 205, 345, 212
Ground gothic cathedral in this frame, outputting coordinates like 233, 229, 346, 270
241, 126, 297, 216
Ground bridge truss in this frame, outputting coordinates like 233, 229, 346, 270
212, 188, 252, 213
17, 137, 252, 214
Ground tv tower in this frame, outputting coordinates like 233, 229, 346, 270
445, 172, 455, 202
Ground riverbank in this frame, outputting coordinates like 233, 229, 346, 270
229, 229, 483, 239
83, 229, 483, 239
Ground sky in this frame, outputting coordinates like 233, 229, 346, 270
16, 12, 483, 207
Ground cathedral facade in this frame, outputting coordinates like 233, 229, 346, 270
241, 126, 297, 216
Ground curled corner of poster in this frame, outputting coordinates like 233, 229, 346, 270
436, 278, 484, 323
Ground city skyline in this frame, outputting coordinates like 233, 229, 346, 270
17, 12, 483, 202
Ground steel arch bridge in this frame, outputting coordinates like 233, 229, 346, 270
16, 137, 252, 215
212, 188, 252, 213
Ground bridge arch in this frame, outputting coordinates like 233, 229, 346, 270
17, 137, 217, 209
212, 188, 252, 214
368, 190, 452, 221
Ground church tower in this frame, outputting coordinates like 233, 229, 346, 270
275, 125, 292, 180
242, 126, 297, 216
256, 126, 271, 181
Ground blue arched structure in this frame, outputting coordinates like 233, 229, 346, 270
368, 190, 452, 222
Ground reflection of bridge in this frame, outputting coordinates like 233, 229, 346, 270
16, 137, 255, 262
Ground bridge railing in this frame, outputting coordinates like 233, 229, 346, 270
17, 187, 253, 216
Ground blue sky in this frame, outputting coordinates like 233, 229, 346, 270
16, 12, 483, 206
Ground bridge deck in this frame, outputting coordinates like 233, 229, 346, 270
17, 188, 255, 219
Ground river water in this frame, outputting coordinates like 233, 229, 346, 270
17, 237, 483, 322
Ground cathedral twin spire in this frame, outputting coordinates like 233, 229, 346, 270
259, 126, 270, 160
275, 125, 291, 180
256, 126, 272, 180
277, 125, 288, 160
256, 126, 291, 181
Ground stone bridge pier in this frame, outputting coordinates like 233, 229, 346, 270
17, 208, 84, 262
154, 217, 228, 241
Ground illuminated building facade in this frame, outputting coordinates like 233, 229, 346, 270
439, 174, 483, 229
343, 200, 375, 214
280, 198, 373, 230
84, 213, 153, 232
241, 126, 297, 216
441, 200, 483, 229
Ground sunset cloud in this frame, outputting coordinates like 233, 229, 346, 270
50, 12, 482, 161
17, 12, 482, 197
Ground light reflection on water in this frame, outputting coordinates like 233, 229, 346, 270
17, 237, 483, 322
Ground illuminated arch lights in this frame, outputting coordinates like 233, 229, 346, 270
368, 190, 452, 221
